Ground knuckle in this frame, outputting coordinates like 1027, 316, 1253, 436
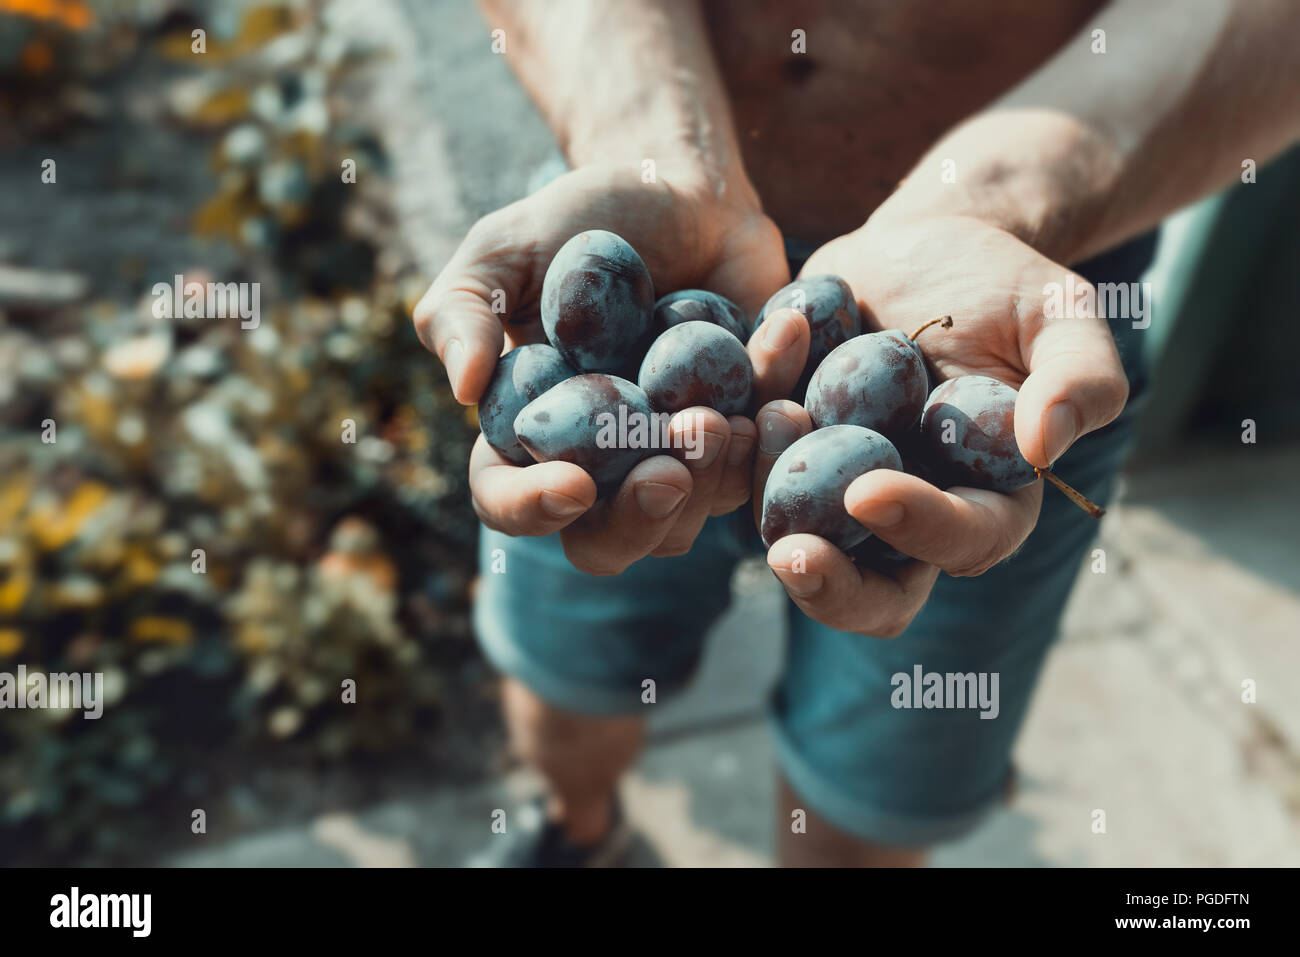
942, 534, 1007, 577
470, 498, 503, 534
1100, 371, 1131, 420
411, 295, 438, 345
463, 213, 501, 250
651, 541, 692, 558
561, 542, 627, 577
947, 552, 1004, 577
573, 558, 627, 577
411, 287, 434, 325
817, 607, 861, 633
874, 602, 924, 638
925, 530, 982, 574
869, 618, 908, 639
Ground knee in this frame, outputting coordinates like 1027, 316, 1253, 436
501, 678, 644, 775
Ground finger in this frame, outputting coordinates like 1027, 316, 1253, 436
1016, 277, 1130, 466
748, 308, 811, 406
560, 456, 693, 575
711, 415, 757, 516
653, 408, 731, 556
844, 469, 1042, 577
767, 534, 940, 638
469, 433, 596, 536
412, 214, 530, 404
751, 400, 814, 527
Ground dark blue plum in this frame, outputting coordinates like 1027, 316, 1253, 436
805, 330, 928, 439
846, 534, 913, 571
760, 424, 902, 550
514, 373, 661, 496
478, 344, 574, 464
541, 230, 654, 373
919, 375, 1038, 492
753, 275, 861, 401
637, 320, 754, 416
653, 289, 750, 343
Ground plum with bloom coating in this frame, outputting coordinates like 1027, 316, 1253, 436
919, 375, 1038, 492
753, 275, 861, 401
540, 230, 654, 373
761, 424, 902, 550
805, 329, 928, 440
653, 289, 750, 343
638, 320, 754, 416
514, 373, 658, 496
478, 344, 574, 464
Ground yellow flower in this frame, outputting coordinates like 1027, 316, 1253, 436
29, 481, 111, 551
0, 474, 32, 530
0, 570, 31, 615
0, 628, 23, 657
128, 616, 194, 645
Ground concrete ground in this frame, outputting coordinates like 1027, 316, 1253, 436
170, 442, 1300, 867
170, 0, 1300, 867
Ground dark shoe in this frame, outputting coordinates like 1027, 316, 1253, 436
465, 797, 632, 868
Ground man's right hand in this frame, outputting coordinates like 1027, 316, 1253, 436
413, 163, 807, 575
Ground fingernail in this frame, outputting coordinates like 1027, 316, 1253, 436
1043, 402, 1080, 465
635, 482, 688, 519
855, 500, 904, 527
757, 410, 800, 455
726, 433, 754, 467
687, 430, 725, 470
443, 338, 465, 393
762, 312, 800, 351
773, 568, 823, 598
539, 489, 588, 520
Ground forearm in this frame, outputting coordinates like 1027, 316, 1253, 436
878, 0, 1300, 263
478, 0, 752, 201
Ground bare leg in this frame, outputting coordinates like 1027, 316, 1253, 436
777, 775, 927, 868
501, 677, 645, 845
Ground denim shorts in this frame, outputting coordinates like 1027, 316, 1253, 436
474, 231, 1157, 847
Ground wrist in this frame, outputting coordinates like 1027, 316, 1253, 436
491, 0, 760, 217
566, 124, 760, 217
871, 111, 1122, 264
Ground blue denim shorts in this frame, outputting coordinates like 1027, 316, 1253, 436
474, 231, 1157, 847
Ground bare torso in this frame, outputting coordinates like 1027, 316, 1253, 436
705, 0, 1103, 241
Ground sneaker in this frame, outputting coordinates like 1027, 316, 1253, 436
465, 797, 632, 868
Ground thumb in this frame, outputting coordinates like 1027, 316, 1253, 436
1015, 300, 1130, 468
412, 222, 523, 405
747, 308, 811, 407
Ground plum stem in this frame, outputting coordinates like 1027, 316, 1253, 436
909, 314, 953, 341
1035, 467, 1106, 519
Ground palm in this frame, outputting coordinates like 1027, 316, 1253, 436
498, 165, 787, 339
799, 215, 1058, 391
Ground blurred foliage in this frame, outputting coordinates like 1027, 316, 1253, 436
0, 0, 478, 862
